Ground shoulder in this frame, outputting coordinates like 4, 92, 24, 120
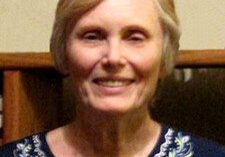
0, 132, 51, 157
161, 127, 225, 157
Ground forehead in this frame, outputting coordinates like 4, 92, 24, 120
74, 0, 160, 29
95, 0, 158, 14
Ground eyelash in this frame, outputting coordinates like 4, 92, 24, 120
127, 33, 146, 41
78, 30, 147, 43
82, 31, 105, 41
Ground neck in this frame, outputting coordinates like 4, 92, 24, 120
64, 105, 161, 157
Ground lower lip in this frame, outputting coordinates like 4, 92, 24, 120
92, 82, 133, 95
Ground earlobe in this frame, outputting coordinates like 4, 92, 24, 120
62, 69, 70, 77
61, 48, 71, 76
57, 55, 70, 76
61, 61, 70, 76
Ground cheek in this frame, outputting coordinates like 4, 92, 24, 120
124, 39, 163, 77
129, 49, 162, 78
66, 43, 103, 77
133, 49, 162, 104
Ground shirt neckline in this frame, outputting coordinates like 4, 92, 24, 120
40, 126, 169, 157
147, 126, 169, 157
39, 131, 56, 157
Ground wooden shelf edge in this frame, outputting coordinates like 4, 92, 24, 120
0, 50, 225, 69
0, 52, 54, 70
176, 50, 225, 68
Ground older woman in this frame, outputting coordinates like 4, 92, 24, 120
1, 0, 225, 157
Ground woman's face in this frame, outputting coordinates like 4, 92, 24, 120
66, 0, 163, 114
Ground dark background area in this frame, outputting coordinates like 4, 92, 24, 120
152, 68, 225, 145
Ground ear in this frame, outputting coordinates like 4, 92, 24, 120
57, 56, 70, 76
60, 47, 71, 76
61, 61, 70, 76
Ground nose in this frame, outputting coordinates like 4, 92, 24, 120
101, 39, 126, 68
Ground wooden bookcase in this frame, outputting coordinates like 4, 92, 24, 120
0, 50, 225, 145
0, 53, 63, 145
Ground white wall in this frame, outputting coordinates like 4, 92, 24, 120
0, 0, 224, 52
0, 0, 57, 52
175, 0, 225, 49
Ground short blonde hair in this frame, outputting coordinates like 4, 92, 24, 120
156, 0, 181, 74
50, 0, 180, 75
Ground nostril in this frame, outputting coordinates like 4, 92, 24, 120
101, 60, 125, 72
101, 55, 126, 68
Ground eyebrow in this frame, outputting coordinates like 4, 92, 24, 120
74, 25, 106, 36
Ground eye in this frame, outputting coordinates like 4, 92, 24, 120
82, 30, 105, 41
127, 32, 146, 42
123, 30, 148, 44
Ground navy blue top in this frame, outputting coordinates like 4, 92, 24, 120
0, 126, 225, 157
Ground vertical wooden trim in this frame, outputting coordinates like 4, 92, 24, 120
3, 71, 22, 144
2, 70, 63, 144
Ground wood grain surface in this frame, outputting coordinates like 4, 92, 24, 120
177, 50, 225, 68
0, 53, 54, 70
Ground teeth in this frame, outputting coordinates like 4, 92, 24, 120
96, 80, 131, 87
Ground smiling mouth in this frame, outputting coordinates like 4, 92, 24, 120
93, 78, 135, 87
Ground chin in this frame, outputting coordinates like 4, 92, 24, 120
87, 96, 143, 115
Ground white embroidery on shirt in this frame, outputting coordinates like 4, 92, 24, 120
154, 128, 194, 157
13, 139, 32, 157
13, 135, 46, 157
33, 135, 46, 157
